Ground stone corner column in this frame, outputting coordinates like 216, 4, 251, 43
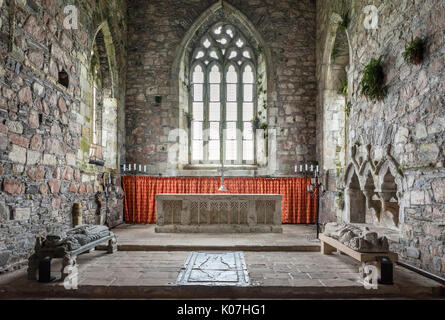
156, 197, 164, 226
274, 197, 282, 225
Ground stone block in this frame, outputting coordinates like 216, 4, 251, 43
12, 208, 30, 221
9, 144, 27, 164
0, 251, 11, 269
7, 121, 23, 134
410, 190, 425, 205
27, 150, 42, 165
3, 179, 25, 195
0, 202, 10, 222
432, 179, 445, 204
405, 247, 420, 259
27, 166, 45, 182
42, 154, 57, 166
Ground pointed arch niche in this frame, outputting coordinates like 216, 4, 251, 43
172, 1, 272, 170
321, 12, 352, 178
81, 21, 119, 170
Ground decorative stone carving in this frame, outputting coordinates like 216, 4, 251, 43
324, 222, 389, 253
343, 144, 403, 229
156, 194, 283, 233
27, 225, 117, 281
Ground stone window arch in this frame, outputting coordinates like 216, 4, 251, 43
188, 22, 258, 165
173, 1, 271, 171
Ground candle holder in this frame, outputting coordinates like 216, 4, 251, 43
295, 162, 323, 239
306, 172, 326, 239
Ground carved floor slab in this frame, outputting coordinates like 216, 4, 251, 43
176, 252, 250, 286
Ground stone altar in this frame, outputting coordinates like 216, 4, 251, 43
155, 194, 283, 233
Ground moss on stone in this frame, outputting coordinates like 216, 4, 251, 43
80, 137, 91, 154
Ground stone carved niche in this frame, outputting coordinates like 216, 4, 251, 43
343, 145, 403, 230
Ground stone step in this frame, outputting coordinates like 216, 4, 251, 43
2, 282, 443, 300
95, 244, 321, 252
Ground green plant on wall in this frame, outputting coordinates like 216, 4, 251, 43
338, 80, 348, 96
403, 37, 427, 65
338, 80, 351, 117
339, 10, 350, 32
360, 56, 388, 102
251, 115, 260, 130
345, 101, 351, 117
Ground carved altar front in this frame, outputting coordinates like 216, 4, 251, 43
155, 194, 283, 233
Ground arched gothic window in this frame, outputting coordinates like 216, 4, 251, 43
190, 23, 257, 165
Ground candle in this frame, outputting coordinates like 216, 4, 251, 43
295, 165, 297, 173
305, 164, 308, 171
123, 164, 126, 172
133, 164, 136, 171
139, 164, 142, 172
311, 165, 313, 172
316, 165, 319, 172
300, 165, 303, 172
144, 165, 147, 172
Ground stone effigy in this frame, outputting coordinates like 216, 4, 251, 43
323, 222, 389, 253
28, 225, 117, 281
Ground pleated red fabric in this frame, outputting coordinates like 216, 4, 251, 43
122, 176, 317, 224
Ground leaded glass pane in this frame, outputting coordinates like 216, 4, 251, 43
192, 121, 203, 140
210, 84, 220, 102
192, 140, 203, 161
227, 84, 237, 101
193, 102, 204, 121
193, 65, 204, 83
193, 84, 203, 101
243, 84, 253, 102
209, 122, 220, 140
243, 103, 254, 121
209, 103, 220, 121
209, 65, 221, 83
243, 140, 254, 161
243, 65, 254, 83
226, 122, 237, 140
226, 102, 237, 121
226, 66, 238, 83
226, 140, 237, 161
208, 141, 220, 161
243, 122, 253, 140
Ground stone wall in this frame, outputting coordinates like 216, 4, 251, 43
316, 0, 445, 277
125, 0, 317, 176
0, 0, 126, 273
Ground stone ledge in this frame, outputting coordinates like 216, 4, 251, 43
155, 225, 283, 234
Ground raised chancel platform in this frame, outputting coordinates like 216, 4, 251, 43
155, 194, 283, 233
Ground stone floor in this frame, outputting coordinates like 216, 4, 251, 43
0, 250, 443, 299
0, 225, 441, 299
